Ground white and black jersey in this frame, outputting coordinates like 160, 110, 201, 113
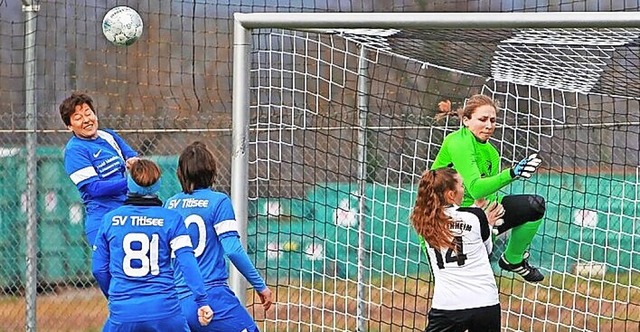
425, 205, 498, 311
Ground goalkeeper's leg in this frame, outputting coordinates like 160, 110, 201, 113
496, 194, 546, 282
503, 219, 542, 263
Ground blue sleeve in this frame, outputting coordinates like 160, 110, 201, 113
220, 235, 267, 292
64, 143, 98, 188
82, 177, 127, 198
174, 248, 209, 307
105, 129, 138, 160
91, 226, 111, 299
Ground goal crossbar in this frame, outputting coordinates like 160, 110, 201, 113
230, 11, 640, 292
230, 12, 640, 331
234, 12, 640, 29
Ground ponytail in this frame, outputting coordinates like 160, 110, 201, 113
410, 168, 459, 250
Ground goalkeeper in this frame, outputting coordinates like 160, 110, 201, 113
431, 94, 545, 282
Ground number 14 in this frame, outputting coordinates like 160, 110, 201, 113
432, 236, 468, 269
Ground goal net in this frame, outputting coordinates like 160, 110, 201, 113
238, 14, 640, 332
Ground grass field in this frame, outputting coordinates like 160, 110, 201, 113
1, 274, 638, 331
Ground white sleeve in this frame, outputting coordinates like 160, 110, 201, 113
483, 226, 493, 255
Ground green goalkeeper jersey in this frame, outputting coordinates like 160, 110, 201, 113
431, 127, 514, 206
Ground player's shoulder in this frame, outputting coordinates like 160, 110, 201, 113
209, 189, 231, 201
162, 208, 185, 221
191, 188, 230, 203
454, 206, 488, 225
96, 128, 125, 141
166, 191, 185, 202
98, 128, 117, 136
456, 206, 483, 215
443, 127, 471, 144
64, 135, 86, 151
105, 204, 132, 216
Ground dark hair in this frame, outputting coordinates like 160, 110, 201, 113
177, 141, 218, 194
59, 92, 96, 126
435, 94, 498, 122
410, 167, 459, 250
129, 159, 161, 187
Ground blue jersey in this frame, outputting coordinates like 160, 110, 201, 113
165, 190, 238, 295
92, 204, 193, 323
64, 128, 137, 242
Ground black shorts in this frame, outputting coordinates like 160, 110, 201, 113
425, 303, 501, 332
496, 194, 546, 234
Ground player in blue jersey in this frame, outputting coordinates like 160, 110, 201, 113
165, 141, 273, 332
59, 92, 139, 246
92, 159, 214, 331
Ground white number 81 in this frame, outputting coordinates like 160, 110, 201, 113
122, 233, 160, 277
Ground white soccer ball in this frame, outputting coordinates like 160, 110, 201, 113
102, 6, 143, 46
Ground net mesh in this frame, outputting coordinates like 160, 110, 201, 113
248, 27, 639, 331
1, 0, 639, 331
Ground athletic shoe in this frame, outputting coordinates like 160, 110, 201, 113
499, 254, 544, 282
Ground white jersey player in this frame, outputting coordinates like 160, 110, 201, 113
411, 167, 505, 332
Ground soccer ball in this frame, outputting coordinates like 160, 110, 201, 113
102, 6, 143, 46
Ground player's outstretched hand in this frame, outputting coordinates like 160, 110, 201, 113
484, 201, 505, 228
474, 198, 505, 228
512, 153, 542, 179
473, 198, 489, 210
197, 305, 214, 326
258, 287, 274, 311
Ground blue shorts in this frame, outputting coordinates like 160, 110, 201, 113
180, 285, 259, 332
105, 315, 189, 332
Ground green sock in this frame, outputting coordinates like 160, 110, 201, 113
503, 219, 543, 264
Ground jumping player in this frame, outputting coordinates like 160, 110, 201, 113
59, 92, 139, 246
431, 94, 545, 282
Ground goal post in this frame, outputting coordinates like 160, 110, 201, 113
232, 12, 640, 332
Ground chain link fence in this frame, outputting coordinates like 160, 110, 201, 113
2, 0, 640, 331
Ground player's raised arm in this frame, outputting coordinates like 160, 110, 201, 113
511, 153, 543, 179
431, 94, 545, 283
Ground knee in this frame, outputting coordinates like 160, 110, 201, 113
528, 194, 545, 221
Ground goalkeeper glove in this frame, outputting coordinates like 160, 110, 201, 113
511, 153, 542, 179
